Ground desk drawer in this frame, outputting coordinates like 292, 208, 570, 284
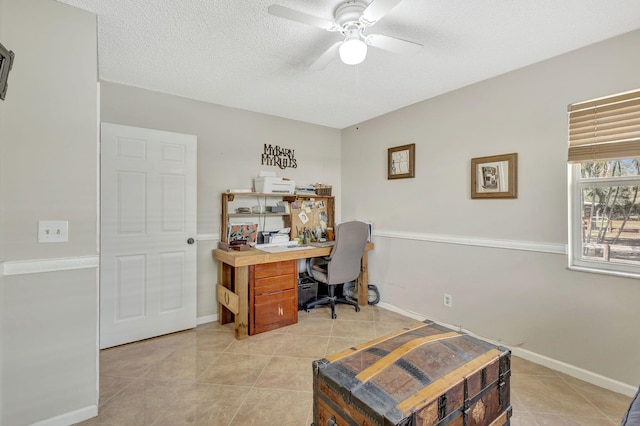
254, 289, 297, 331
249, 260, 299, 335
253, 260, 296, 279
254, 274, 296, 294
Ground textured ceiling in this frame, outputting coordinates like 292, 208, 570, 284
56, 0, 640, 129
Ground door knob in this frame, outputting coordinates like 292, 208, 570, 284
187, 238, 195, 244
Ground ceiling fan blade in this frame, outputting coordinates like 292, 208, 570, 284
268, 5, 338, 31
366, 34, 422, 55
361, 0, 403, 24
309, 41, 341, 71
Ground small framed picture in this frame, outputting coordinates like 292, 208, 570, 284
388, 143, 415, 179
471, 153, 517, 199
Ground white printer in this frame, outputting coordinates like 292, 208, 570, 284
253, 173, 295, 194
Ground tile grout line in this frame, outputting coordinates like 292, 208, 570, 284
558, 373, 620, 422
226, 384, 255, 426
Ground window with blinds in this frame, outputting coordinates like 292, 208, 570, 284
568, 90, 640, 162
568, 89, 640, 277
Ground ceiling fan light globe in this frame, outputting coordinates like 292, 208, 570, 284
339, 38, 367, 65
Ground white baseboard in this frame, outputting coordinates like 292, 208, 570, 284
377, 302, 637, 397
197, 314, 218, 325
30, 405, 97, 426
509, 347, 636, 396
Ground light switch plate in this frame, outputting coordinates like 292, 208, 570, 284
38, 220, 69, 243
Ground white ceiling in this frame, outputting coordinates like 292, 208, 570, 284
56, 0, 640, 129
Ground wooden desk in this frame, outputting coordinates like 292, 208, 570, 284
213, 243, 374, 339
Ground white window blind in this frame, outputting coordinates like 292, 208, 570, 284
568, 89, 640, 163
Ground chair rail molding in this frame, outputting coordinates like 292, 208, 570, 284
196, 233, 221, 242
0, 255, 99, 276
372, 230, 566, 255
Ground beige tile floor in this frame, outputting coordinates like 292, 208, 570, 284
77, 304, 632, 426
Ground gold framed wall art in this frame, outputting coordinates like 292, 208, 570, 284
388, 143, 415, 179
471, 153, 517, 199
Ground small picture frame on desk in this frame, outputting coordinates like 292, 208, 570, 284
227, 223, 258, 243
388, 144, 415, 179
471, 153, 517, 199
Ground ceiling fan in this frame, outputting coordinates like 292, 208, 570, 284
268, 0, 423, 70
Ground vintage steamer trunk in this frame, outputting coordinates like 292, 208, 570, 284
312, 321, 511, 426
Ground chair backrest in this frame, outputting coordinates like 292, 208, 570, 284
326, 221, 369, 285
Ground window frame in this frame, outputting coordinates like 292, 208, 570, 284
568, 161, 640, 278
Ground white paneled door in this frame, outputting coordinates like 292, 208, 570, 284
100, 123, 197, 349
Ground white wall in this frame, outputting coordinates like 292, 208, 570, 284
342, 29, 640, 390
100, 82, 342, 319
0, 0, 98, 424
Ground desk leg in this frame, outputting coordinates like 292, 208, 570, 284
357, 252, 369, 306
234, 265, 249, 340
218, 262, 233, 326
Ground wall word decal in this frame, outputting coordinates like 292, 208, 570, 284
261, 144, 298, 169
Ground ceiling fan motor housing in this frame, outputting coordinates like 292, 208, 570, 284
335, 0, 368, 27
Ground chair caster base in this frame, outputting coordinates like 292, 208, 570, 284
331, 312, 337, 319
355, 306, 360, 312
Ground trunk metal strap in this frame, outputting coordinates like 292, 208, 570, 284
355, 331, 460, 383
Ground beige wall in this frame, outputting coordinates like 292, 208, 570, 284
1, 2, 637, 423
0, 0, 5, 421
100, 82, 342, 318
0, 0, 5, 420
342, 29, 640, 389
0, 0, 98, 424
3, 270, 98, 424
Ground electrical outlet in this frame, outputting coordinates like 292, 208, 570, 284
38, 220, 69, 243
443, 293, 452, 308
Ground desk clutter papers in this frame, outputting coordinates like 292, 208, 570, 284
295, 186, 316, 195
261, 228, 290, 244
235, 202, 289, 214
255, 240, 334, 252
360, 220, 373, 242
255, 241, 309, 253
298, 210, 309, 224
291, 198, 331, 244
275, 200, 290, 213
292, 199, 327, 227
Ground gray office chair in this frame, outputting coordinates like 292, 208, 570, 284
304, 221, 369, 319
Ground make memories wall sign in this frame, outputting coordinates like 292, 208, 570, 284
261, 144, 298, 169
